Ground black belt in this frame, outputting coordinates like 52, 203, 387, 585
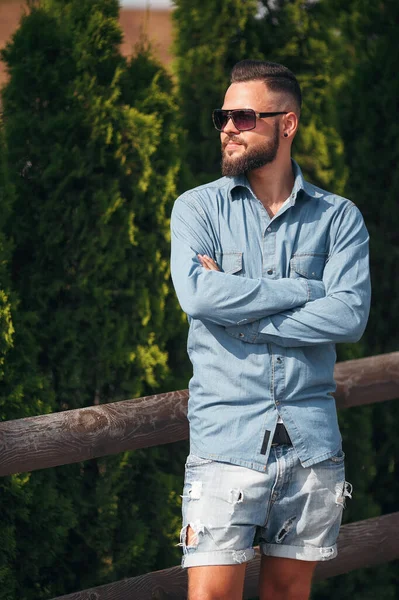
271, 423, 292, 447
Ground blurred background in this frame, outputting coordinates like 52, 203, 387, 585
0, 1, 397, 599
0, 0, 174, 85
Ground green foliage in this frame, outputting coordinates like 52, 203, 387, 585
173, 0, 348, 193
338, 0, 399, 357
0, 1, 186, 597
173, 0, 259, 186
0, 124, 14, 381
337, 1, 399, 587
0, 0, 182, 408
315, 0, 399, 596
246, 0, 348, 193
312, 563, 398, 600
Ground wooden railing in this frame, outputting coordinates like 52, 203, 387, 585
0, 352, 398, 599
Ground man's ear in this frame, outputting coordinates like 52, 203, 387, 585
282, 111, 298, 139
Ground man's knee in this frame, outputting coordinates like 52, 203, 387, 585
260, 579, 312, 600
259, 556, 316, 600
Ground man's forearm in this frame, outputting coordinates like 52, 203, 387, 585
226, 205, 371, 346
226, 291, 370, 346
171, 197, 326, 327
172, 259, 325, 327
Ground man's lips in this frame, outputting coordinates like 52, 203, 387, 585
223, 138, 246, 151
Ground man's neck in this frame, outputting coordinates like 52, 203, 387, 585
247, 159, 295, 218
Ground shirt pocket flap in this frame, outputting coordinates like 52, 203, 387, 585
290, 253, 326, 279
215, 251, 243, 274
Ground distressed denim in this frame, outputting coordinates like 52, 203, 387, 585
180, 446, 352, 567
171, 160, 371, 471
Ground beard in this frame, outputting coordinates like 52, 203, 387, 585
221, 121, 280, 177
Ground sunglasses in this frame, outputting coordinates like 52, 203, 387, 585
212, 108, 288, 132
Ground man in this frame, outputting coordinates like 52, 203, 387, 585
170, 60, 370, 600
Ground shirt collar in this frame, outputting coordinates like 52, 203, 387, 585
291, 159, 320, 200
227, 174, 254, 201
227, 159, 320, 202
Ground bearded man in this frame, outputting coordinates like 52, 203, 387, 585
170, 60, 371, 600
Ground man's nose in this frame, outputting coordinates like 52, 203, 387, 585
222, 115, 240, 134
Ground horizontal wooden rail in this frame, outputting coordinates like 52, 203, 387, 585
334, 351, 399, 408
50, 512, 399, 599
0, 352, 398, 477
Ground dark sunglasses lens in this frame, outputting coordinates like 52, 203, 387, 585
213, 110, 228, 131
233, 110, 255, 131
213, 109, 256, 131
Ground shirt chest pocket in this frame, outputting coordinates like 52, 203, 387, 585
289, 253, 327, 280
215, 251, 243, 275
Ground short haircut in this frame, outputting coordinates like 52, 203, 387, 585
230, 59, 302, 113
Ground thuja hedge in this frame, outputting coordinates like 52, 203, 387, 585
0, 1, 187, 597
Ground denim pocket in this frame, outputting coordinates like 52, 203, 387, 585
215, 251, 243, 274
289, 253, 327, 279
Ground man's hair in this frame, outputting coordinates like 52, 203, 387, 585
230, 59, 302, 113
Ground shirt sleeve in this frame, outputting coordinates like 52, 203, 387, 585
226, 204, 371, 345
170, 194, 325, 328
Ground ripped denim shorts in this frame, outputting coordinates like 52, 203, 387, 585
180, 444, 352, 567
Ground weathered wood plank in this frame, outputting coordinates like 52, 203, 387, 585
0, 352, 398, 476
50, 512, 399, 599
0, 390, 189, 477
334, 351, 399, 409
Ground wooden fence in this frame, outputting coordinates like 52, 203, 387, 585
0, 351, 398, 599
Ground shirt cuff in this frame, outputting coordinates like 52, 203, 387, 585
226, 322, 259, 343
305, 279, 325, 302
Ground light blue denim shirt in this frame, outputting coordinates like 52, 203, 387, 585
171, 161, 371, 471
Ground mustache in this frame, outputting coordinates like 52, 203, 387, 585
222, 136, 246, 150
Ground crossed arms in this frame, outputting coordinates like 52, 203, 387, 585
170, 196, 371, 347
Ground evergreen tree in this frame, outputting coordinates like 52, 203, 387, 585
173, 0, 259, 187
249, 0, 348, 194
318, 2, 399, 595
0, 1, 185, 597
0, 117, 18, 600
0, 122, 14, 383
173, 0, 348, 193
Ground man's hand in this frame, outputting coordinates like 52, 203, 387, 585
198, 254, 221, 271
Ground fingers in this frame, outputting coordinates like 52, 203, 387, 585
198, 254, 221, 271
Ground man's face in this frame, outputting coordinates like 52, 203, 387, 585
220, 81, 283, 177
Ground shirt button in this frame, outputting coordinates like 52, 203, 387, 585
267, 269, 273, 275
267, 227, 272, 233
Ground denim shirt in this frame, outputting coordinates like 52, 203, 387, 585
170, 161, 371, 471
